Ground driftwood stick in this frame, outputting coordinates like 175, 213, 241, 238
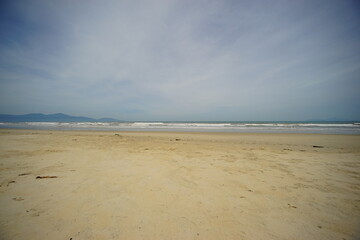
36, 176, 58, 179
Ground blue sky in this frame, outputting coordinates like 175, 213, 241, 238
0, 0, 359, 121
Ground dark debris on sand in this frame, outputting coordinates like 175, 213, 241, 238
36, 176, 58, 179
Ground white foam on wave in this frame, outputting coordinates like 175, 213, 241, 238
6, 121, 358, 129
132, 122, 166, 127
25, 122, 61, 126
0, 121, 359, 134
2, 122, 359, 128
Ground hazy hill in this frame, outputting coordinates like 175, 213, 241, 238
0, 113, 119, 122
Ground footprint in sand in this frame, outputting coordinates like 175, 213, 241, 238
169, 167, 197, 188
12, 197, 24, 201
287, 203, 297, 208
7, 181, 16, 186
26, 208, 40, 217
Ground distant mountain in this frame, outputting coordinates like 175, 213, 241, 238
0, 113, 120, 122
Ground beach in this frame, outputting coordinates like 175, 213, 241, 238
0, 129, 359, 240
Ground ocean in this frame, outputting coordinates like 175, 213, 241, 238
0, 121, 359, 134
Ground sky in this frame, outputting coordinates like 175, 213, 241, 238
0, 0, 359, 121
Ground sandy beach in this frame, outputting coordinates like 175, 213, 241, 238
0, 129, 359, 240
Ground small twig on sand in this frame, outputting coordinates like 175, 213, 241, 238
19, 173, 31, 176
36, 176, 58, 179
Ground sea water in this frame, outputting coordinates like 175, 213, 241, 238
0, 121, 359, 134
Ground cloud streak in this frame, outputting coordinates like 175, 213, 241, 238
0, 0, 359, 120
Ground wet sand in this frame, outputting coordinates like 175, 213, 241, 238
0, 129, 359, 240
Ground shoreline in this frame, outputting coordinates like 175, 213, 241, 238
2, 127, 360, 135
1, 121, 359, 135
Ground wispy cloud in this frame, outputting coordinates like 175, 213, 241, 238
0, 0, 359, 120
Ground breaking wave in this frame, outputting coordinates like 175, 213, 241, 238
1, 121, 360, 134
